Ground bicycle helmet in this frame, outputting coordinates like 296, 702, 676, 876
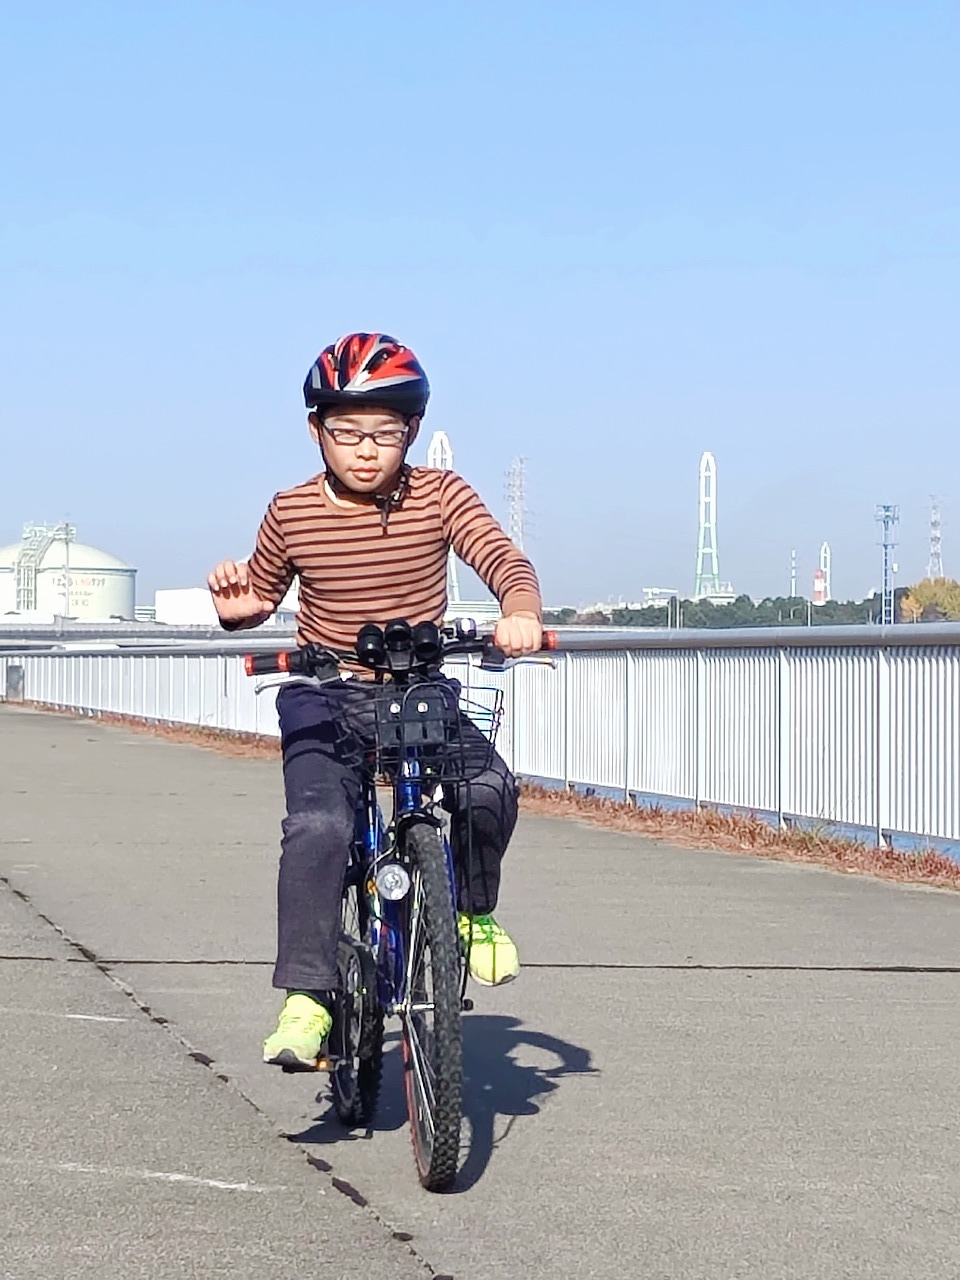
303, 333, 430, 420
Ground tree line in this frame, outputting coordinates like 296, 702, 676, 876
544, 578, 960, 629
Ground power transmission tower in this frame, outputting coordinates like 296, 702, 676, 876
694, 452, 722, 598
427, 430, 460, 605
506, 458, 527, 550
875, 504, 899, 626
928, 497, 944, 579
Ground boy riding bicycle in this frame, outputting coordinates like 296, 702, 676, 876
208, 332, 543, 1069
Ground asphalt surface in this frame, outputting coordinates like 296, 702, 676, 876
3, 704, 960, 1279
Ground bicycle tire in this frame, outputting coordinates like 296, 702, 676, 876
400, 819, 463, 1191
331, 882, 384, 1128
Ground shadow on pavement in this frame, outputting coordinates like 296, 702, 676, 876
287, 1015, 597, 1191
456, 1014, 597, 1191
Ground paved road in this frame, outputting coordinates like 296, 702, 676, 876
3, 705, 960, 1279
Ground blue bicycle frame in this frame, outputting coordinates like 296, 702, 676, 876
351, 749, 459, 1013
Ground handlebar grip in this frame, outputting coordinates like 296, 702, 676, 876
243, 651, 294, 677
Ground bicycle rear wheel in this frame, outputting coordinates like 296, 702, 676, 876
331, 876, 383, 1128
400, 819, 464, 1191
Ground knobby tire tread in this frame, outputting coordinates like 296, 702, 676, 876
402, 820, 463, 1191
333, 884, 384, 1128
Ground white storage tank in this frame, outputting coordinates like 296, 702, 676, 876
0, 524, 137, 620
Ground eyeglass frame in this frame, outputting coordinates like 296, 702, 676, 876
321, 422, 410, 448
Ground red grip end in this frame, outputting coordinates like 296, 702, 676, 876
278, 651, 290, 672
244, 655, 255, 676
542, 630, 558, 651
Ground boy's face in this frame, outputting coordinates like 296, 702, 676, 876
308, 406, 420, 495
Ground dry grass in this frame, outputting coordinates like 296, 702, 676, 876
519, 783, 960, 892
18, 701, 960, 891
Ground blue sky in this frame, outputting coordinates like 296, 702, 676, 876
2, 1, 957, 606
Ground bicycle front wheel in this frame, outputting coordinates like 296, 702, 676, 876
400, 819, 464, 1191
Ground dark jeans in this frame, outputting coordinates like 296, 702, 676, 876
273, 679, 519, 991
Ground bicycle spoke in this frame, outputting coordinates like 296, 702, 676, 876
405, 1017, 437, 1122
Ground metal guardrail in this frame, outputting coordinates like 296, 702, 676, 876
2, 624, 959, 847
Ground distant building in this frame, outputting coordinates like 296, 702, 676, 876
0, 523, 136, 620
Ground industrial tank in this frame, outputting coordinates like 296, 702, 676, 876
0, 524, 137, 620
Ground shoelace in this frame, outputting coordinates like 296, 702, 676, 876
279, 1009, 328, 1029
466, 914, 503, 943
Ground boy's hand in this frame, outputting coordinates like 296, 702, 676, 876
207, 560, 276, 625
494, 611, 543, 657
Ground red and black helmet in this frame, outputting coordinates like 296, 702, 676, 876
303, 333, 430, 419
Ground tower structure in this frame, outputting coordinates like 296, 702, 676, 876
506, 458, 527, 551
875, 504, 899, 626
813, 541, 831, 605
789, 549, 797, 599
694, 452, 722, 598
426, 430, 460, 605
819, 541, 831, 601
928, 497, 944, 579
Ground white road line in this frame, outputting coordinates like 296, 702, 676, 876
0, 1157, 286, 1194
0, 1006, 127, 1022
57, 1163, 286, 1192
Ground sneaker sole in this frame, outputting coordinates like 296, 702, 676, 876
469, 969, 519, 987
264, 1047, 320, 1072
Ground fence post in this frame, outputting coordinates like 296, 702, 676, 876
695, 649, 706, 809
562, 655, 572, 790
776, 648, 791, 828
876, 647, 891, 847
624, 651, 636, 802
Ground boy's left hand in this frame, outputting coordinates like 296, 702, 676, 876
495, 611, 543, 657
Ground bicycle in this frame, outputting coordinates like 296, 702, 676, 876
246, 617, 556, 1191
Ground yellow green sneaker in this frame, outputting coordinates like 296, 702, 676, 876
458, 913, 520, 986
263, 993, 333, 1070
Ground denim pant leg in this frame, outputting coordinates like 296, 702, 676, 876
447, 716, 519, 916
272, 683, 362, 992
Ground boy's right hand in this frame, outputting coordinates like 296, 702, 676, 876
207, 560, 276, 625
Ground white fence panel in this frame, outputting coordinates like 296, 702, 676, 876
628, 650, 697, 802
889, 647, 960, 841
701, 650, 779, 812
788, 648, 878, 831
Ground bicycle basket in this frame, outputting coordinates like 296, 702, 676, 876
372, 682, 503, 782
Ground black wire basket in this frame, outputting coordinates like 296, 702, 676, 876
371, 682, 504, 782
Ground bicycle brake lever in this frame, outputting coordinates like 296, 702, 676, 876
479, 644, 507, 671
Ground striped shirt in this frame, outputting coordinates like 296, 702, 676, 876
239, 467, 542, 649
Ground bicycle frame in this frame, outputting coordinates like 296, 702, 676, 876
352, 751, 459, 1016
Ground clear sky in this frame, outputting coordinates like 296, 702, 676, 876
2, 1, 957, 606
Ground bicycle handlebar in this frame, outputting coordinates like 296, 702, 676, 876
243, 621, 558, 679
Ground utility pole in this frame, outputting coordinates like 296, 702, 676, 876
875, 504, 900, 626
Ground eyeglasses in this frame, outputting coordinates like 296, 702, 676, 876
323, 424, 408, 448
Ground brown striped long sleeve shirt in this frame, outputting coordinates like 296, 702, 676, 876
240, 468, 542, 649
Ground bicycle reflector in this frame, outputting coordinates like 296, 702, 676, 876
356, 623, 386, 668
